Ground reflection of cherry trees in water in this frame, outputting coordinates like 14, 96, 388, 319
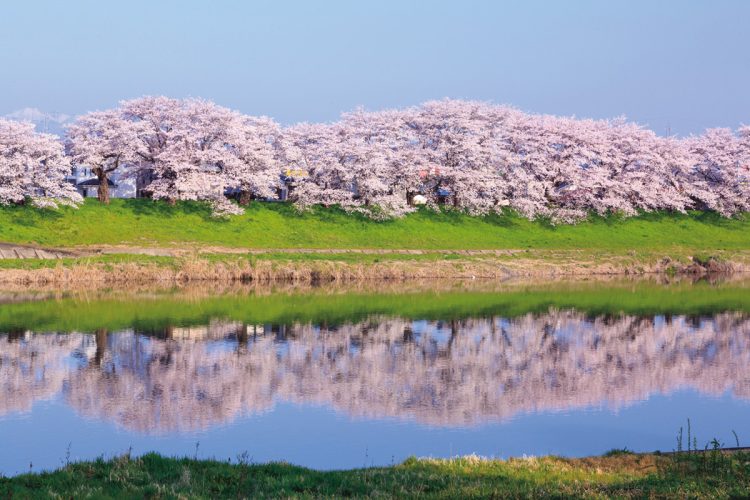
0, 332, 88, 414
275, 313, 750, 425
2, 312, 750, 432
66, 328, 278, 433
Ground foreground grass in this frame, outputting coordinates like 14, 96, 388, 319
0, 198, 749, 251
2, 451, 749, 498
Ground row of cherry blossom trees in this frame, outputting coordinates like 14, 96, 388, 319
2, 97, 748, 222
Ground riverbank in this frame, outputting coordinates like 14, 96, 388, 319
2, 199, 750, 251
2, 199, 748, 283
0, 248, 747, 285
2, 450, 748, 498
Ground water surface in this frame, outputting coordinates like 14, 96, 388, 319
1, 278, 749, 475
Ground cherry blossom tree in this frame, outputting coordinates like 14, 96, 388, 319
0, 119, 82, 208
335, 107, 423, 217
120, 96, 246, 215
686, 127, 750, 215
66, 109, 141, 203
280, 121, 358, 210
407, 100, 518, 214
68, 97, 282, 215
499, 113, 691, 222
225, 115, 282, 205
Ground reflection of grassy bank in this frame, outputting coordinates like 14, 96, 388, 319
3, 451, 749, 497
1, 279, 748, 333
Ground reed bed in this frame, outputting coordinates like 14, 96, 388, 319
0, 252, 745, 286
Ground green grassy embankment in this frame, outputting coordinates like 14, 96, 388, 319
3, 450, 749, 498
0, 198, 748, 251
1, 199, 748, 280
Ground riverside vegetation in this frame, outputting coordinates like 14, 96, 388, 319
0, 199, 749, 283
2, 449, 750, 498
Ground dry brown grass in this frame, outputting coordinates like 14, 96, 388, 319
0, 250, 747, 286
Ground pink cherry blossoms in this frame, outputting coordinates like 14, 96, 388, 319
2, 97, 748, 223
0, 119, 81, 208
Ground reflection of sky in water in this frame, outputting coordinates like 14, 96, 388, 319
3, 392, 750, 475
2, 310, 750, 475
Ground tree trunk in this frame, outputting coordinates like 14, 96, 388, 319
95, 169, 110, 204
94, 328, 108, 366
238, 190, 253, 206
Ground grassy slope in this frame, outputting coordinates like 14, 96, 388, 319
0, 198, 749, 250
2, 452, 748, 498
1, 280, 748, 333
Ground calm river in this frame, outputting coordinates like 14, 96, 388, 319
1, 278, 749, 475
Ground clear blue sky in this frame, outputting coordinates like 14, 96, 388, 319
1, 0, 748, 134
